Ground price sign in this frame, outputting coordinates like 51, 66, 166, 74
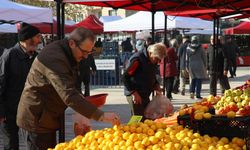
127, 115, 143, 125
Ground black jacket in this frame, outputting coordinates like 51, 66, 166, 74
79, 54, 96, 77
0, 43, 37, 117
123, 49, 158, 98
207, 43, 229, 74
177, 40, 190, 70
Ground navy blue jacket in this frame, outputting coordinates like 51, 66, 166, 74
123, 49, 158, 98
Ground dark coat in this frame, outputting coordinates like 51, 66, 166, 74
160, 47, 178, 77
177, 40, 190, 70
207, 43, 229, 75
0, 43, 37, 117
17, 39, 103, 133
79, 54, 96, 78
123, 49, 158, 98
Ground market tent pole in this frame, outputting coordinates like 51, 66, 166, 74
56, 0, 65, 143
56, 0, 62, 40
62, 2, 66, 38
163, 15, 168, 96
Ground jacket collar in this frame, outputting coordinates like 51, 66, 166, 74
142, 48, 152, 63
15, 43, 34, 60
61, 39, 77, 67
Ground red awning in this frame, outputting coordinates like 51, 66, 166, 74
224, 22, 250, 35
63, 0, 250, 12
164, 9, 233, 20
74, 15, 103, 34
23, 20, 75, 34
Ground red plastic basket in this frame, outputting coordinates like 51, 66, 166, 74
85, 93, 108, 107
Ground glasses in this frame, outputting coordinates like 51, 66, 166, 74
77, 45, 94, 55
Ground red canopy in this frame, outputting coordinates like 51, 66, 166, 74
74, 15, 103, 34
224, 22, 250, 35
64, 0, 250, 12
29, 20, 75, 34
164, 9, 233, 20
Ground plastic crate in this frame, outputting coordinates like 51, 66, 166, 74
192, 116, 250, 139
177, 114, 192, 128
178, 115, 250, 148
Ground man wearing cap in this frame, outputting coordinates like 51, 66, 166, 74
123, 43, 166, 119
0, 22, 41, 150
16, 27, 120, 150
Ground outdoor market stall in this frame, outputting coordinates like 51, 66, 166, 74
0, 0, 52, 24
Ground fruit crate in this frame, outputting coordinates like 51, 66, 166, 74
192, 116, 250, 139
177, 114, 193, 128
178, 115, 250, 148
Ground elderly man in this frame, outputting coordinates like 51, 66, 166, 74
0, 22, 41, 150
207, 35, 230, 96
123, 43, 166, 120
16, 27, 120, 150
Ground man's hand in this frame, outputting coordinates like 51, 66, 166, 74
100, 112, 120, 126
0, 117, 5, 124
132, 91, 142, 104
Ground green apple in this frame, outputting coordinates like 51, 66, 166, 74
207, 95, 215, 102
241, 94, 246, 100
245, 95, 250, 101
226, 96, 233, 103
234, 96, 242, 103
236, 89, 243, 96
224, 90, 232, 97
237, 102, 243, 108
241, 100, 248, 106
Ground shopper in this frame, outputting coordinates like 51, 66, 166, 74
207, 35, 230, 96
177, 35, 190, 96
16, 27, 120, 150
123, 43, 166, 119
77, 53, 97, 96
186, 36, 207, 99
224, 36, 240, 78
160, 39, 178, 100
0, 22, 41, 150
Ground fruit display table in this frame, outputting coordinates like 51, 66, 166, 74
49, 79, 250, 150
49, 120, 246, 150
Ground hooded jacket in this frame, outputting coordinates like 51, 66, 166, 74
186, 43, 207, 79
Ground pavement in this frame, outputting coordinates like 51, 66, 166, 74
0, 66, 249, 149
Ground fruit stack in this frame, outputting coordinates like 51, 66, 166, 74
49, 120, 246, 150
177, 79, 250, 146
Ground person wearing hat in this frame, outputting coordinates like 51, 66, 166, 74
186, 35, 207, 99
16, 27, 120, 150
0, 22, 41, 150
123, 43, 166, 120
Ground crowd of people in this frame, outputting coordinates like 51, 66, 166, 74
0, 22, 240, 150
123, 34, 240, 120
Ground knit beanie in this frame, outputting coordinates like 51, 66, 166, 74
18, 22, 40, 41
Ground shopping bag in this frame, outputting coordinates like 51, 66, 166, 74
72, 112, 91, 136
144, 95, 174, 120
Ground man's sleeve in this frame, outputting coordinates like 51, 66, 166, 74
222, 47, 230, 71
0, 50, 10, 117
42, 59, 103, 121
122, 58, 139, 95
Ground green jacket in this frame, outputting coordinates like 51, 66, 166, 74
17, 39, 103, 133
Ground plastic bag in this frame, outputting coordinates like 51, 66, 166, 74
144, 95, 174, 120
72, 112, 91, 136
